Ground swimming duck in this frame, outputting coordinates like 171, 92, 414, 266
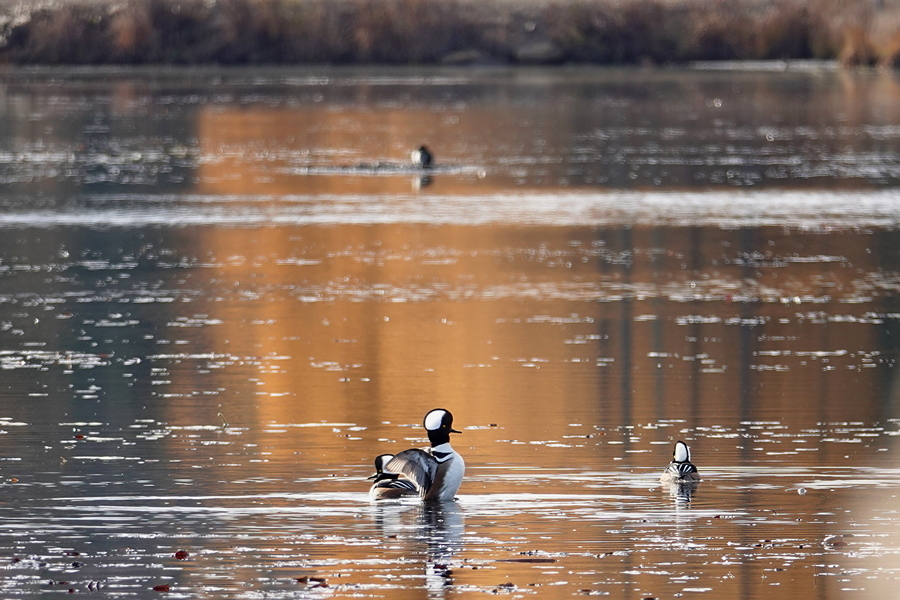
368, 454, 419, 499
660, 440, 700, 483
376, 408, 465, 501
411, 145, 433, 168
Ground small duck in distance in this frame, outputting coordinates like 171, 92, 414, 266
368, 454, 419, 499
411, 145, 433, 168
660, 440, 700, 483
371, 408, 465, 501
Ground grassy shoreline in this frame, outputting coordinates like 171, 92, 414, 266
0, 0, 897, 67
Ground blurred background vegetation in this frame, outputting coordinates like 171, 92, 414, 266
0, 0, 897, 66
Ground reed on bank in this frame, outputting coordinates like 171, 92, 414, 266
0, 0, 898, 67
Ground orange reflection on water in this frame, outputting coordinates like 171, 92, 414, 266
168, 219, 898, 478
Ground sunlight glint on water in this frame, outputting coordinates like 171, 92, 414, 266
0, 65, 899, 599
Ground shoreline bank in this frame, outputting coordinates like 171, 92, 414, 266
0, 0, 898, 67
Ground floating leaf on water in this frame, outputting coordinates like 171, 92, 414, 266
152, 584, 170, 592
174, 550, 189, 560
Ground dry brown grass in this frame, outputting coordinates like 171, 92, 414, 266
867, 4, 900, 67
0, 0, 897, 66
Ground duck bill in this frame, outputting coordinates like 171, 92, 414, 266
450, 428, 461, 434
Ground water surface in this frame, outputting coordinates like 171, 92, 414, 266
1, 64, 900, 599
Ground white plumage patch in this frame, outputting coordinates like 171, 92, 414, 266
673, 441, 690, 462
424, 409, 447, 431
375, 454, 393, 471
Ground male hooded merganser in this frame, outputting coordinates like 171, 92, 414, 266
376, 408, 465, 501
411, 145, 433, 168
660, 440, 700, 483
368, 454, 419, 499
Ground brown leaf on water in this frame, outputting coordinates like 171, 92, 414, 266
174, 550, 189, 560
152, 584, 170, 592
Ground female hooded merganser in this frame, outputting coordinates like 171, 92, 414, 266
375, 408, 465, 501
411, 145, 433, 168
660, 440, 700, 483
368, 454, 419, 499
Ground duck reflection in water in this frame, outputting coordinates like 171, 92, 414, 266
412, 173, 433, 190
664, 479, 700, 507
371, 500, 465, 593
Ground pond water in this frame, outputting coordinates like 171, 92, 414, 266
1, 63, 900, 599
